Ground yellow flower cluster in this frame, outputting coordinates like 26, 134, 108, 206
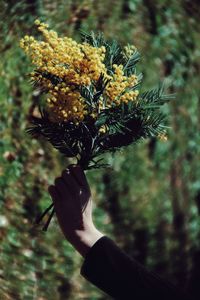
124, 44, 137, 58
106, 64, 138, 106
20, 20, 139, 123
158, 133, 168, 141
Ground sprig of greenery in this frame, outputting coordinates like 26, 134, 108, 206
27, 84, 172, 170
27, 32, 172, 170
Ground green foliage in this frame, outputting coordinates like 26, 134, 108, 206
27, 31, 171, 171
27, 83, 171, 171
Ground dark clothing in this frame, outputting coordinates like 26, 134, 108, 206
81, 236, 190, 300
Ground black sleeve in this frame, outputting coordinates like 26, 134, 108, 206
80, 236, 188, 300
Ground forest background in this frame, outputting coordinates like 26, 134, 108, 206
0, 0, 200, 299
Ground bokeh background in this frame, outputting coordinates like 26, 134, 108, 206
0, 0, 200, 299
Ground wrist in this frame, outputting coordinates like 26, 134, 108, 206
70, 225, 104, 257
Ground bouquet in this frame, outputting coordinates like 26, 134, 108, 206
20, 20, 171, 230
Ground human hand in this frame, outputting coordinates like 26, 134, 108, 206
48, 165, 104, 257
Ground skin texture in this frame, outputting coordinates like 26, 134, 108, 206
48, 164, 104, 257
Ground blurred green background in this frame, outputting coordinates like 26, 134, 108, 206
0, 0, 200, 299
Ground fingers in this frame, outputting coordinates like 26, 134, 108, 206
48, 185, 59, 202
48, 177, 69, 201
62, 169, 79, 194
55, 177, 69, 197
68, 164, 89, 188
48, 165, 89, 203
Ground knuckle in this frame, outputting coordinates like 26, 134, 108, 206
62, 169, 70, 179
54, 177, 62, 186
48, 185, 53, 192
48, 186, 56, 199
62, 169, 69, 177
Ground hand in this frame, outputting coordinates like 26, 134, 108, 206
48, 164, 104, 257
